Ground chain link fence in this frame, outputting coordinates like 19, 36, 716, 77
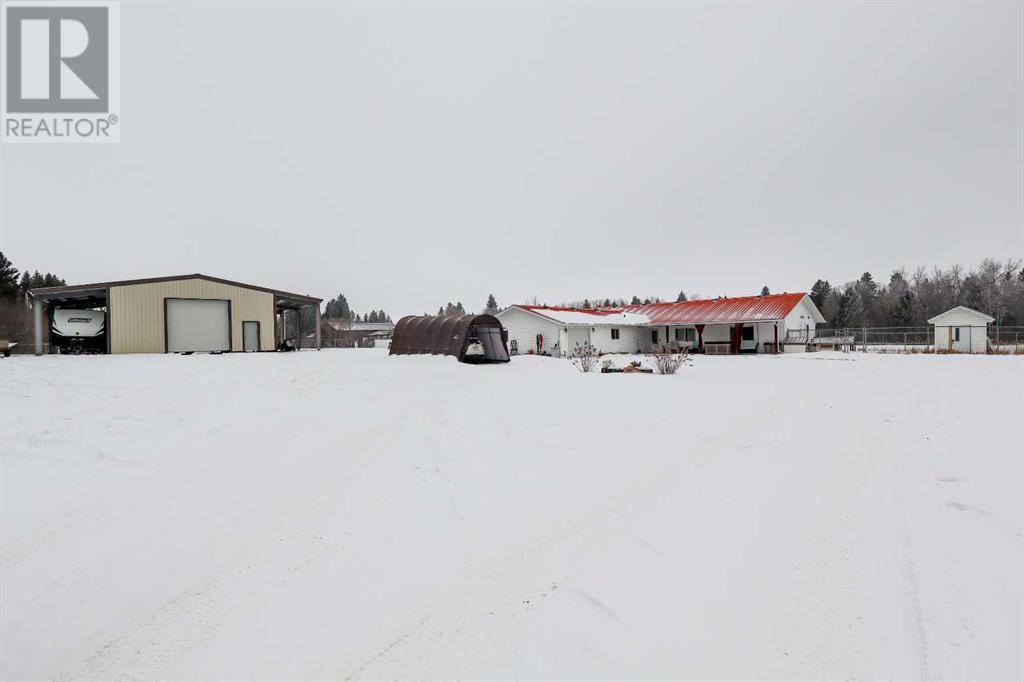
809, 326, 1024, 353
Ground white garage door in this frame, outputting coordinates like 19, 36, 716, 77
166, 299, 231, 352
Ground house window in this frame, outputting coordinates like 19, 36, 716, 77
510, 339, 518, 354
650, 330, 658, 344
610, 328, 620, 340
954, 328, 960, 342
675, 328, 694, 342
741, 326, 754, 341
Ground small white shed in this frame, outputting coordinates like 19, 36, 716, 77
927, 306, 994, 354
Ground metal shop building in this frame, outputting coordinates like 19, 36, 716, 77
28, 274, 322, 355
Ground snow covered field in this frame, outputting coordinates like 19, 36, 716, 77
2, 350, 1021, 680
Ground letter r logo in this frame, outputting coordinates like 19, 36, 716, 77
5, 6, 109, 113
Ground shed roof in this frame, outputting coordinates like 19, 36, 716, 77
29, 273, 321, 304
927, 306, 995, 324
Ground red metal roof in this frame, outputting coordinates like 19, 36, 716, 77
626, 293, 808, 325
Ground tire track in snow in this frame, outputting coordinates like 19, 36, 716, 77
894, 457, 931, 682
318, 387, 795, 680
52, 415, 400, 681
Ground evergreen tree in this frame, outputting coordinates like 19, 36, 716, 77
760, 286, 770, 296
835, 287, 866, 328
582, 299, 591, 308
854, 272, 880, 325
0, 251, 19, 298
630, 295, 641, 305
809, 279, 832, 310
484, 294, 498, 314
455, 301, 466, 315
893, 289, 916, 327
676, 291, 687, 302
18, 271, 31, 296
325, 293, 351, 319
889, 270, 908, 290
437, 306, 444, 316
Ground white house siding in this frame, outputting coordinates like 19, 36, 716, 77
594, 326, 644, 354
784, 298, 820, 336
754, 321, 779, 351
563, 327, 591, 357
499, 308, 645, 357
496, 307, 561, 356
702, 325, 731, 344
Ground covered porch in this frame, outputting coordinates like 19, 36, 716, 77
275, 295, 322, 350
640, 321, 786, 354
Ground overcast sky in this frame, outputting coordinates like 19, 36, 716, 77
1, 1, 1021, 317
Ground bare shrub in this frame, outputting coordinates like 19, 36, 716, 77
647, 346, 692, 375
572, 341, 598, 373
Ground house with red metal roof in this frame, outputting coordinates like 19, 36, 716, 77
496, 292, 825, 357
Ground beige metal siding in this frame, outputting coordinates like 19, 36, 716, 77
109, 279, 275, 353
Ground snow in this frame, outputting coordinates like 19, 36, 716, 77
2, 350, 1021, 680
517, 307, 652, 326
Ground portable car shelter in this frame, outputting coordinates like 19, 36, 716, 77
389, 314, 510, 363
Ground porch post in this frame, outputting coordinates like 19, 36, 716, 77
33, 298, 45, 355
731, 323, 742, 354
695, 324, 705, 352
773, 321, 779, 354
314, 304, 322, 350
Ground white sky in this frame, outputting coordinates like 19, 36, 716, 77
1, 1, 1021, 317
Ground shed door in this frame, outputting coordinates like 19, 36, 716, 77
242, 321, 260, 352
166, 299, 230, 352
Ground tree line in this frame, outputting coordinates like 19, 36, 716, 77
546, 258, 1024, 328
0, 251, 66, 299
809, 259, 1024, 329
323, 293, 392, 323
0, 251, 70, 348
422, 294, 502, 317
